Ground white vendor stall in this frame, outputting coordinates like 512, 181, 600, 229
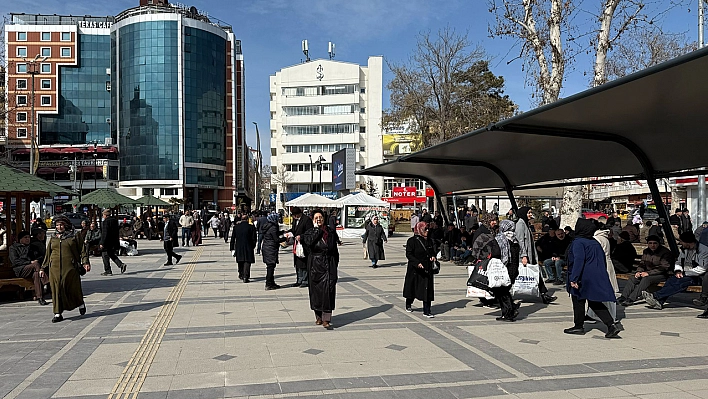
335, 192, 391, 239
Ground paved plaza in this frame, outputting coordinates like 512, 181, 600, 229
1, 233, 708, 399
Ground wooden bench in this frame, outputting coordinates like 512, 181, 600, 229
616, 273, 702, 293
0, 250, 35, 297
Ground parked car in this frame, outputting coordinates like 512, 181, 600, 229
581, 209, 609, 220
51, 212, 90, 229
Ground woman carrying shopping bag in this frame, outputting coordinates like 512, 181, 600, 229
484, 220, 520, 321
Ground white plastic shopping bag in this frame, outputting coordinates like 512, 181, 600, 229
466, 265, 494, 299
511, 263, 540, 297
487, 258, 511, 288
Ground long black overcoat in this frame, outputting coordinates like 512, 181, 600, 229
260, 221, 285, 265
301, 226, 339, 313
230, 221, 257, 263
363, 223, 386, 261
403, 235, 435, 302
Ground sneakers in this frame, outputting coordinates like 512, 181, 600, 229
423, 313, 435, 318
100, 271, 113, 276
605, 323, 622, 339
697, 310, 708, 319
265, 284, 281, 291
405, 307, 413, 313
37, 298, 48, 306
175, 256, 182, 264
51, 314, 64, 323
541, 294, 557, 304
563, 326, 585, 335
120, 263, 127, 274
642, 291, 662, 310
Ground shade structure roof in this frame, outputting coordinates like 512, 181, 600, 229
285, 193, 338, 208
137, 195, 171, 207
0, 164, 72, 196
73, 188, 139, 208
335, 192, 391, 207
358, 46, 708, 196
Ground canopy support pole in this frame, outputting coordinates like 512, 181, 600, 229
499, 124, 679, 255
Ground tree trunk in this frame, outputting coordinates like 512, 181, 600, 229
559, 184, 584, 230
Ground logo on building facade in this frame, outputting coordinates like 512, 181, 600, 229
316, 64, 324, 81
78, 20, 112, 29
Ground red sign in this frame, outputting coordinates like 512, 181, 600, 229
382, 196, 427, 204
392, 186, 418, 197
425, 188, 435, 197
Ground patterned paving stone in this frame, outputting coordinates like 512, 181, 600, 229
213, 354, 237, 362
303, 349, 324, 355
385, 344, 407, 351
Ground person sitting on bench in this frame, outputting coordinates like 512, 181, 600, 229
617, 235, 673, 306
611, 231, 638, 274
9, 231, 48, 305
643, 232, 707, 310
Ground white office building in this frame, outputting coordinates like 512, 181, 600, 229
269, 56, 384, 210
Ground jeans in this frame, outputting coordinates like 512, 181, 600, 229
296, 268, 309, 286
441, 243, 450, 260
544, 258, 565, 280
406, 298, 432, 314
101, 248, 124, 273
181, 228, 191, 246
654, 275, 703, 303
572, 296, 614, 328
620, 274, 666, 301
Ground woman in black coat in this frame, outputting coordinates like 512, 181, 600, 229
290, 207, 314, 287
300, 209, 341, 329
362, 216, 387, 268
261, 213, 287, 290
485, 219, 521, 322
230, 215, 257, 283
403, 221, 436, 317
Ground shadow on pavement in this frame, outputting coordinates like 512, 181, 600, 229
334, 304, 394, 328
81, 277, 181, 295
71, 300, 167, 320
434, 298, 473, 314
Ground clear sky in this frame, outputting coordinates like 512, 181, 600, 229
5, 0, 700, 165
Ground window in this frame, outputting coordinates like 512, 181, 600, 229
360, 107, 366, 114
359, 126, 366, 133
41, 47, 51, 57
17, 63, 27, 73
16, 112, 27, 122
270, 111, 275, 119
16, 47, 27, 57
360, 88, 366, 93
40, 95, 51, 106
16, 79, 27, 90
270, 148, 277, 156
41, 64, 51, 73
41, 79, 51, 89
106, 81, 111, 92
16, 95, 27, 106
360, 146, 366, 152
142, 188, 154, 196
60, 47, 71, 58
161, 188, 178, 196
61, 32, 71, 41
17, 32, 27, 41
41, 32, 51, 41
17, 128, 28, 138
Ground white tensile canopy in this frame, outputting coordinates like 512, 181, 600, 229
285, 193, 338, 208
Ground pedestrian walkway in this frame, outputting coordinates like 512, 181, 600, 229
2, 234, 708, 399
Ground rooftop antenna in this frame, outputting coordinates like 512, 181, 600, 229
328, 41, 335, 59
302, 39, 310, 62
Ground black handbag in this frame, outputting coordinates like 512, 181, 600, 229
467, 258, 491, 290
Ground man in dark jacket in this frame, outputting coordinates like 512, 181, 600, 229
162, 215, 182, 266
290, 207, 314, 286
256, 212, 268, 255
442, 224, 461, 261
433, 211, 444, 228
9, 231, 47, 305
617, 235, 673, 306
99, 209, 126, 275
222, 212, 232, 243
611, 231, 638, 273
328, 210, 338, 231
261, 213, 287, 290
230, 214, 257, 282
544, 229, 572, 285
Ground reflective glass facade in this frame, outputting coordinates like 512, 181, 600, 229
40, 34, 111, 145
186, 167, 224, 186
114, 21, 180, 181
184, 27, 226, 167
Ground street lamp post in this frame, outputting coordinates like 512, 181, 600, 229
316, 155, 326, 196
93, 142, 98, 190
24, 55, 47, 175
252, 122, 262, 211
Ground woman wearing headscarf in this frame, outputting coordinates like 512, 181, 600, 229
261, 212, 287, 290
362, 215, 387, 268
587, 224, 619, 324
484, 220, 521, 321
403, 222, 436, 318
191, 211, 202, 246
564, 219, 621, 338
300, 209, 341, 329
516, 207, 556, 304
43, 215, 91, 323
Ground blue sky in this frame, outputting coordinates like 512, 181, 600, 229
6, 0, 699, 165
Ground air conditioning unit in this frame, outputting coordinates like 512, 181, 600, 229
104, 138, 113, 146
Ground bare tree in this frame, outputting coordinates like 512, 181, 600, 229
489, 0, 682, 228
387, 27, 517, 147
270, 164, 292, 211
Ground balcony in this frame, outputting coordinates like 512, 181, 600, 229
587, 181, 669, 201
